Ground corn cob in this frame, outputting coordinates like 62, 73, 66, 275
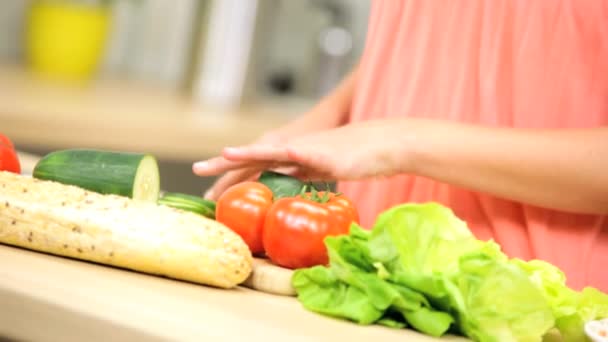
0, 171, 252, 288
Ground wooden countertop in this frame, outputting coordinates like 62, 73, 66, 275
0, 64, 301, 162
0, 244, 468, 342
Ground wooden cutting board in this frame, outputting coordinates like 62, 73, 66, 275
241, 257, 296, 296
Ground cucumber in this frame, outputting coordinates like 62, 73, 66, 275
258, 170, 305, 200
158, 192, 216, 219
33, 149, 160, 202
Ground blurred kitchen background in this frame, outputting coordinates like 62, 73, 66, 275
0, 0, 370, 194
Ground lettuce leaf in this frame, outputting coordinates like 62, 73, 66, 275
293, 223, 454, 336
511, 258, 608, 340
446, 250, 554, 341
367, 203, 482, 303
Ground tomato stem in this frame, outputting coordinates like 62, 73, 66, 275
299, 184, 307, 196
299, 183, 333, 204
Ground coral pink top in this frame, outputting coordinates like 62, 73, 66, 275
338, 0, 608, 291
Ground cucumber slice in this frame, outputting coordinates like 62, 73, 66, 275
258, 170, 305, 200
132, 155, 160, 201
158, 192, 216, 219
33, 149, 160, 202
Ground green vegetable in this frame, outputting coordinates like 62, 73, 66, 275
158, 192, 216, 219
292, 202, 608, 341
511, 258, 608, 341
257, 170, 304, 200
33, 149, 160, 202
446, 248, 554, 341
292, 224, 454, 337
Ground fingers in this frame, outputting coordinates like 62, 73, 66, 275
203, 168, 260, 200
203, 164, 314, 200
193, 157, 263, 200
286, 146, 327, 171
193, 142, 329, 200
223, 145, 291, 162
193, 155, 297, 201
193, 157, 295, 178
193, 145, 292, 175
192, 157, 250, 176
268, 165, 300, 176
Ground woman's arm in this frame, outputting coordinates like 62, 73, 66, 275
406, 119, 608, 214
196, 116, 608, 214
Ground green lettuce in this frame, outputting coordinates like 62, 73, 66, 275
292, 202, 608, 341
293, 223, 454, 336
511, 258, 608, 341
445, 249, 554, 341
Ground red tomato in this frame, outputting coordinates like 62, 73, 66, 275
263, 191, 359, 269
0, 134, 14, 149
216, 181, 273, 254
0, 134, 20, 174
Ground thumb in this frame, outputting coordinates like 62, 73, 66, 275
203, 169, 260, 200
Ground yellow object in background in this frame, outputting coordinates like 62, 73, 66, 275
25, 0, 110, 82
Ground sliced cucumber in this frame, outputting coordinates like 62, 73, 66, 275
158, 192, 216, 219
33, 149, 160, 202
258, 170, 305, 200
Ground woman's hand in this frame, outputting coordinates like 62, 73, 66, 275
197, 67, 359, 200
193, 119, 411, 183
195, 132, 286, 200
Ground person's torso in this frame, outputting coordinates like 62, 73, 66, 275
339, 0, 608, 291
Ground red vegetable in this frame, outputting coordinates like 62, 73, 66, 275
0, 134, 21, 174
216, 181, 273, 254
263, 190, 359, 269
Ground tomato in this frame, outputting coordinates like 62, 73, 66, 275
263, 191, 359, 269
215, 181, 273, 254
0, 134, 15, 150
0, 133, 20, 174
